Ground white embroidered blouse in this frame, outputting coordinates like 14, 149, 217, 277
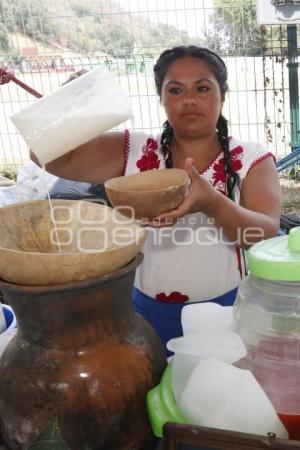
123, 129, 275, 303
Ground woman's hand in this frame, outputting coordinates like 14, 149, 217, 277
145, 157, 219, 227
143, 156, 281, 248
61, 69, 88, 86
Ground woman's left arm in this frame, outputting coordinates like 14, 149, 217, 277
153, 157, 281, 249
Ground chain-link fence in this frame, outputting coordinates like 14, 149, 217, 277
0, 0, 299, 170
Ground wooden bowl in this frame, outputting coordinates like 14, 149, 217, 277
0, 199, 147, 285
104, 168, 189, 220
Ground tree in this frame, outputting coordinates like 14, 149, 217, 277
138, 23, 190, 57
70, 0, 94, 17
206, 0, 262, 56
95, 23, 134, 57
205, 0, 290, 57
1, 0, 60, 41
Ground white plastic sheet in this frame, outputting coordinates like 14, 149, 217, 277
0, 162, 57, 207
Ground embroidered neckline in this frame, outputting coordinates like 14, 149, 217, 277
201, 149, 223, 174
170, 139, 223, 175
122, 129, 130, 175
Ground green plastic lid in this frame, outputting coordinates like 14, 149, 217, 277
146, 363, 189, 438
247, 227, 300, 281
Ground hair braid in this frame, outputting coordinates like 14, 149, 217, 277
217, 115, 240, 198
160, 120, 174, 168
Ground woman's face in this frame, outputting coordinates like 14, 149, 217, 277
161, 56, 223, 138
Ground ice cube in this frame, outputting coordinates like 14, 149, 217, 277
181, 303, 233, 335
179, 358, 288, 439
167, 332, 246, 403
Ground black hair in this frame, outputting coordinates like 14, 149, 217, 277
153, 45, 239, 198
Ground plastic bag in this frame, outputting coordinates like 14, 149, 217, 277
0, 162, 57, 206
50, 179, 111, 205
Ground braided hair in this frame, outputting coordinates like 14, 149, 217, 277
153, 45, 240, 198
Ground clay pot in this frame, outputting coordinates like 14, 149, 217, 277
104, 168, 189, 220
0, 254, 166, 450
0, 200, 147, 285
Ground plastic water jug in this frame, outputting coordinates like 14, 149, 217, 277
11, 67, 132, 166
233, 227, 300, 440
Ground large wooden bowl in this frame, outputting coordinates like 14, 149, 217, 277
0, 199, 147, 285
104, 168, 189, 220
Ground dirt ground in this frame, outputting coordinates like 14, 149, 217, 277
281, 179, 300, 214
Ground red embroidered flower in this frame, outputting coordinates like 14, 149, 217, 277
156, 291, 189, 303
136, 137, 160, 171
144, 137, 158, 152
212, 161, 226, 186
229, 146, 243, 172
212, 146, 243, 190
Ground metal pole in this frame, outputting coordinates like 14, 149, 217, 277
287, 24, 300, 150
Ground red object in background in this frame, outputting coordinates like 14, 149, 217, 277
278, 413, 300, 440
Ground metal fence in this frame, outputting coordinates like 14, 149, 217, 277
0, 0, 299, 170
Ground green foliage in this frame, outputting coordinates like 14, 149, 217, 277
95, 23, 134, 57
0, 0, 199, 58
71, 0, 94, 17
207, 0, 262, 56
0, 0, 275, 60
0, 0, 61, 41
205, 0, 289, 57
69, 32, 91, 53
139, 23, 190, 57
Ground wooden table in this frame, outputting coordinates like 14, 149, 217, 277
161, 423, 300, 450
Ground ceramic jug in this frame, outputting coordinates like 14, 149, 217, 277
0, 254, 166, 450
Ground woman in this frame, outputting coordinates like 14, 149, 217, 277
34, 46, 281, 354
